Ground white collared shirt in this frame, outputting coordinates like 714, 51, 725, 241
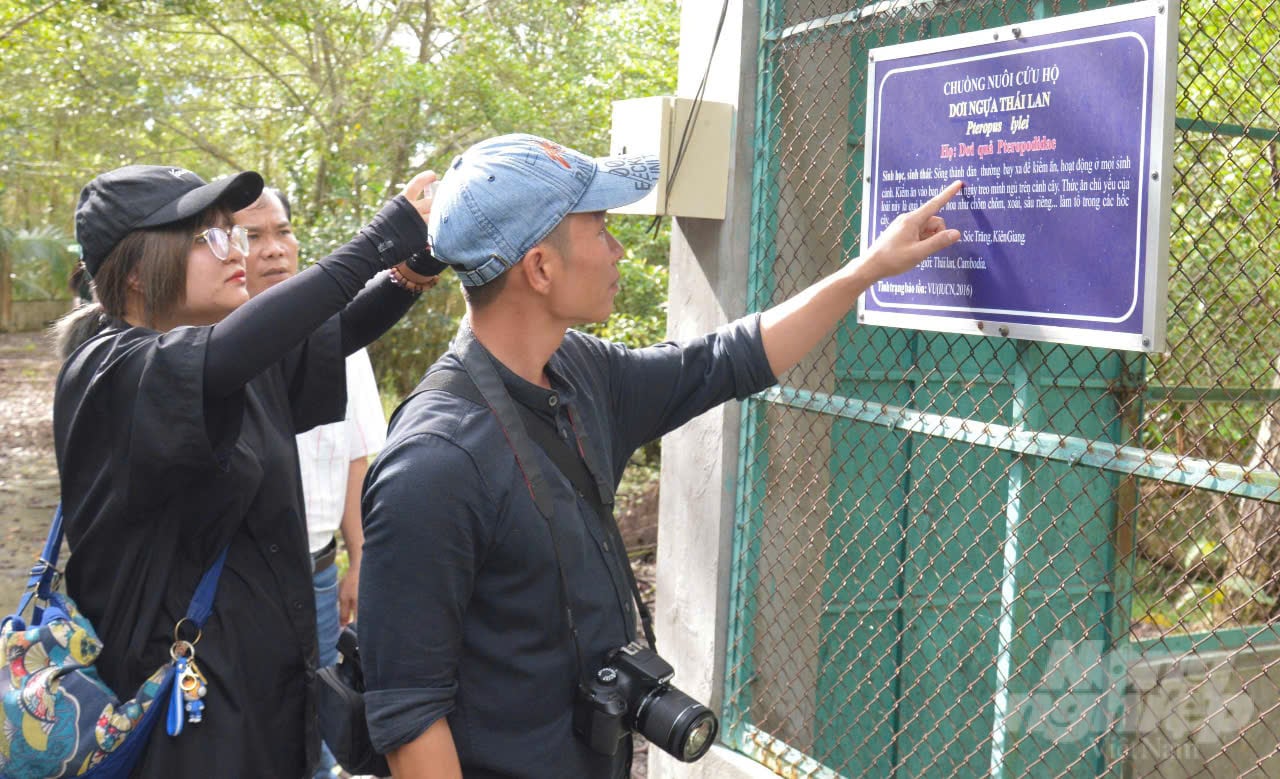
297, 347, 386, 553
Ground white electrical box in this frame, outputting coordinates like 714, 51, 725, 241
608, 96, 733, 219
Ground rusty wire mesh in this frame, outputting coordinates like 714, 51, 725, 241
722, 0, 1280, 776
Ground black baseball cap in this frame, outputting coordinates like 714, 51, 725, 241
75, 165, 264, 277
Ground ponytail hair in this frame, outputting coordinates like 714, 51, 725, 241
51, 302, 109, 359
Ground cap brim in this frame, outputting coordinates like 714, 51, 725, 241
572, 152, 662, 214
137, 171, 265, 228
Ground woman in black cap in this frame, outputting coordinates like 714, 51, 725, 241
49, 164, 442, 778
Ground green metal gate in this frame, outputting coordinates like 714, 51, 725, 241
723, 0, 1280, 776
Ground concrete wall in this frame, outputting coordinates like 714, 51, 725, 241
650, 1, 777, 777
3, 299, 70, 332
1125, 644, 1280, 777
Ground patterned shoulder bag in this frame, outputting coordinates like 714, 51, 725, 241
0, 505, 227, 779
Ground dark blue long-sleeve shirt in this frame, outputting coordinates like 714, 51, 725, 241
360, 315, 775, 778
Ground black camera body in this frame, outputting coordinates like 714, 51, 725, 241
573, 642, 718, 763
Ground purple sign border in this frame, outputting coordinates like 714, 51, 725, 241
856, 4, 1176, 352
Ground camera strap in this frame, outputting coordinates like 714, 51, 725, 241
507, 390, 658, 651
403, 323, 656, 676
414, 360, 657, 651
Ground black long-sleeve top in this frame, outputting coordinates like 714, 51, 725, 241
52, 195, 428, 779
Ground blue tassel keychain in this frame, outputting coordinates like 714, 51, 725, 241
167, 655, 188, 737
167, 638, 209, 736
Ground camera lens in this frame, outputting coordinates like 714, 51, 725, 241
682, 716, 715, 761
634, 686, 719, 763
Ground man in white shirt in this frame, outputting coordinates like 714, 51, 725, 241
237, 188, 387, 779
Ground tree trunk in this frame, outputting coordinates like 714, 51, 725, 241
1226, 357, 1280, 623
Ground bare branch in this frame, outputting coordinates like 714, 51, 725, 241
198, 17, 332, 136
415, 0, 435, 64
373, 0, 406, 52
0, 0, 64, 44
148, 116, 245, 171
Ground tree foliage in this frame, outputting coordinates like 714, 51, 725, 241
1, 225, 78, 300
0, 0, 679, 389
1134, 0, 1280, 630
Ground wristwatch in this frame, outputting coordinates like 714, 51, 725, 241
404, 246, 447, 277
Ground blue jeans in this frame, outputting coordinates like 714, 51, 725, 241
313, 563, 340, 778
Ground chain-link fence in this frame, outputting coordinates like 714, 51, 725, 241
722, 0, 1280, 776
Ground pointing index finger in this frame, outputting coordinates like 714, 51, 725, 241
919, 180, 965, 217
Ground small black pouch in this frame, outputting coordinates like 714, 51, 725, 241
316, 623, 391, 777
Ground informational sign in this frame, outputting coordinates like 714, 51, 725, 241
857, 3, 1177, 352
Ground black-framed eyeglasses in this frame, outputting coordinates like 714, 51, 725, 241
193, 225, 250, 262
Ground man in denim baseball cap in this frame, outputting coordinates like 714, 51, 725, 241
362, 132, 964, 777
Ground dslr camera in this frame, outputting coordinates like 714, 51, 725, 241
573, 642, 718, 762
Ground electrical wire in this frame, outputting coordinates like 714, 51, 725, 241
647, 0, 731, 235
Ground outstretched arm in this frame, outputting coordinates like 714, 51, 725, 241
760, 181, 963, 377
203, 172, 439, 398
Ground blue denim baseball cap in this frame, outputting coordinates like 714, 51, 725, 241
428, 133, 661, 286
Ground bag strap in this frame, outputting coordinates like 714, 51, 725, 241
408, 360, 657, 650
414, 370, 606, 521
412, 367, 483, 408
14, 503, 229, 630
14, 503, 68, 623
398, 362, 555, 521
183, 545, 229, 628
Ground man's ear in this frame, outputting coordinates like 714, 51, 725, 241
126, 270, 143, 294
519, 244, 557, 295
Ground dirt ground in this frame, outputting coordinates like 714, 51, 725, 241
0, 330, 61, 611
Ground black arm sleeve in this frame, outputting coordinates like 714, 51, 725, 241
338, 272, 419, 355
203, 196, 428, 399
